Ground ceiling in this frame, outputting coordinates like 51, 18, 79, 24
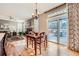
0, 3, 63, 20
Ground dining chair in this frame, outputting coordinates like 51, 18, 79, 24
39, 32, 48, 48
13, 32, 17, 36
25, 32, 47, 55
31, 32, 47, 54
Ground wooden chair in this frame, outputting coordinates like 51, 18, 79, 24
39, 32, 48, 48
13, 32, 17, 36
31, 32, 47, 54
26, 32, 47, 55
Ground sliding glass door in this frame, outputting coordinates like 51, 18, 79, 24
48, 16, 68, 45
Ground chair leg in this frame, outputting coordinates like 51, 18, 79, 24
39, 44, 41, 54
27, 37, 28, 48
45, 35, 48, 48
30, 38, 31, 44
44, 42, 46, 48
32, 40, 33, 48
45, 41, 47, 49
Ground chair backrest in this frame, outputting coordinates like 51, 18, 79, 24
39, 32, 46, 41
40, 32, 45, 36
13, 32, 17, 36
33, 32, 38, 36
6, 32, 11, 38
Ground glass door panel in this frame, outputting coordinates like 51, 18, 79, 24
48, 20, 58, 42
59, 18, 68, 45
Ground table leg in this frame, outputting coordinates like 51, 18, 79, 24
27, 37, 28, 48
34, 38, 37, 55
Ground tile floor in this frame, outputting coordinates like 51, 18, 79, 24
5, 40, 79, 56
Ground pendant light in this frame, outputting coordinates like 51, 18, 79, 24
32, 3, 39, 20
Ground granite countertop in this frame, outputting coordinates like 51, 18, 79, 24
0, 33, 5, 41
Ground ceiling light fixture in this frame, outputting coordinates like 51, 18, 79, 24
32, 3, 39, 20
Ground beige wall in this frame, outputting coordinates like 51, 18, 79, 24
39, 13, 48, 34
